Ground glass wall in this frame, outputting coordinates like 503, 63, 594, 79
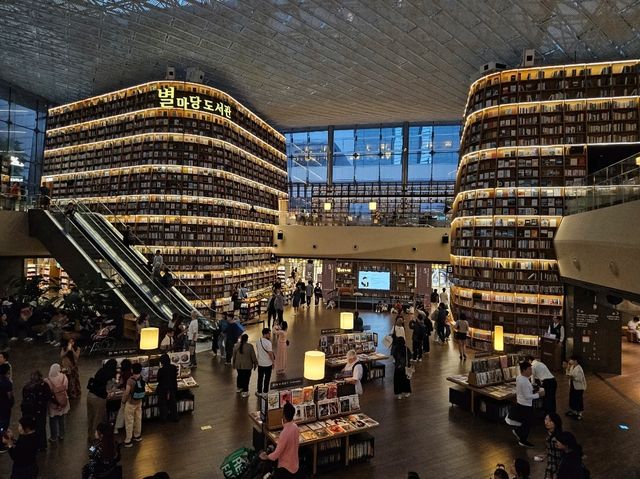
0, 83, 48, 204
333, 126, 403, 183
408, 124, 460, 181
285, 130, 329, 184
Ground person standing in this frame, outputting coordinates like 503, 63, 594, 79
564, 355, 586, 420
526, 355, 557, 414
259, 402, 299, 477
114, 359, 132, 432
152, 250, 163, 280
410, 317, 426, 361
392, 337, 412, 399
0, 363, 13, 453
122, 362, 144, 447
542, 413, 563, 479
256, 328, 275, 397
82, 422, 119, 479
305, 280, 314, 308
44, 364, 69, 442
432, 303, 449, 344
314, 283, 323, 306
439, 287, 449, 307
296, 279, 306, 307
0, 351, 11, 381
513, 361, 544, 448
21, 371, 51, 451
60, 339, 81, 399
225, 315, 243, 365
274, 321, 289, 375
429, 289, 439, 314
353, 311, 364, 332
392, 316, 406, 341
2, 416, 39, 479
86, 359, 117, 444
239, 282, 248, 300
454, 313, 470, 360
232, 334, 257, 398
274, 289, 284, 326
342, 350, 364, 395
266, 291, 277, 329
555, 431, 586, 479
292, 285, 301, 313
187, 311, 199, 368
156, 354, 178, 422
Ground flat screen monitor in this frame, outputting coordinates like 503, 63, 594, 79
357, 271, 390, 291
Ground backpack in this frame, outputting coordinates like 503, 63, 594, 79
354, 361, 370, 384
132, 378, 146, 400
437, 307, 448, 323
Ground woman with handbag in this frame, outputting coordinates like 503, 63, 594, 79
392, 336, 413, 399
44, 363, 70, 442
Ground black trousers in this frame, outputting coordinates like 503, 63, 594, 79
211, 330, 220, 354
157, 386, 178, 422
276, 309, 283, 325
237, 369, 252, 392
436, 323, 446, 342
422, 334, 430, 353
267, 309, 276, 329
257, 365, 273, 394
514, 404, 534, 441
273, 467, 298, 478
393, 368, 411, 395
542, 377, 557, 414
225, 338, 235, 363
314, 294, 321, 305
412, 340, 423, 360
569, 382, 584, 412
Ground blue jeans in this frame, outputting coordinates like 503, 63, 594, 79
50, 414, 65, 439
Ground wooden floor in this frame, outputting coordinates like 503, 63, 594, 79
1, 306, 640, 479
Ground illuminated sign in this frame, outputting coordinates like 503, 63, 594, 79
157, 86, 232, 119
10, 156, 24, 167
10, 176, 24, 182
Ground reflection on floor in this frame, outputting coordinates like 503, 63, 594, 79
0, 306, 638, 479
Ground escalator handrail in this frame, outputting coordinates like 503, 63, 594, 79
61, 198, 213, 314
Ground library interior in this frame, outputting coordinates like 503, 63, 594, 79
1, 2, 640, 479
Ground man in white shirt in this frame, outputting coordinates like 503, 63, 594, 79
526, 355, 557, 414
628, 316, 640, 341
513, 361, 544, 448
187, 310, 199, 367
255, 328, 275, 396
439, 288, 449, 306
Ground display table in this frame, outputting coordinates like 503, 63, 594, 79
325, 352, 389, 368
249, 412, 378, 475
447, 374, 516, 415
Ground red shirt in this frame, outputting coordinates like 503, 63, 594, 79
268, 421, 299, 473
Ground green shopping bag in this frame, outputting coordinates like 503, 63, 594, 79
220, 447, 254, 478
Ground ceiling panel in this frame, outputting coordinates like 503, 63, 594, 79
1, 0, 640, 129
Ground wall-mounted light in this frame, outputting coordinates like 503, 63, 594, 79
493, 325, 504, 352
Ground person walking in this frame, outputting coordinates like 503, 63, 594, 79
0, 363, 13, 453
224, 315, 244, 365
419, 307, 433, 355
512, 361, 544, 448
187, 310, 199, 367
60, 340, 81, 399
21, 371, 51, 451
2, 416, 39, 479
392, 337, 412, 399
297, 279, 306, 307
114, 359, 132, 433
274, 288, 285, 326
256, 328, 275, 397
266, 291, 277, 329
274, 321, 289, 375
292, 285, 301, 313
157, 353, 178, 422
86, 359, 117, 444
429, 289, 439, 314
44, 364, 69, 443
526, 355, 557, 414
542, 413, 563, 479
555, 431, 586, 479
152, 250, 163, 280
439, 287, 449, 307
454, 313, 470, 360
232, 334, 257, 398
122, 362, 144, 447
564, 355, 586, 420
314, 283, 323, 306
305, 280, 314, 308
432, 303, 449, 344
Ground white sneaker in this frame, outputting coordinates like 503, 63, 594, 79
236, 388, 242, 393
403, 393, 411, 398
395, 394, 403, 400
24, 337, 33, 342
9, 337, 18, 342
241, 392, 249, 398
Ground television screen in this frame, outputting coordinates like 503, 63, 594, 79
357, 271, 390, 291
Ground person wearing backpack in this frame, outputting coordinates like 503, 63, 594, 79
122, 362, 145, 447
44, 363, 69, 442
342, 350, 364, 395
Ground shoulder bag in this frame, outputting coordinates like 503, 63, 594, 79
404, 348, 415, 380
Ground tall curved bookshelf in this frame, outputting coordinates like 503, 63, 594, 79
451, 60, 640, 355
43, 81, 288, 303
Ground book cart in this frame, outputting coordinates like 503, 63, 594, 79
105, 351, 198, 422
249, 378, 378, 475
318, 329, 388, 381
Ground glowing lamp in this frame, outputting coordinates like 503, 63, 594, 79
304, 351, 325, 380
368, 201, 377, 211
494, 325, 504, 352
636, 156, 640, 166
140, 327, 159, 350
323, 202, 332, 211
340, 312, 354, 330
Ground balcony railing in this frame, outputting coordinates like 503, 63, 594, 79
286, 210, 450, 228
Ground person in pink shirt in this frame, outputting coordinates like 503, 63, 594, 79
260, 401, 299, 477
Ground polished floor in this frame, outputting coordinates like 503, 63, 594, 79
1, 306, 639, 479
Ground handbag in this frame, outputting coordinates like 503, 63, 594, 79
382, 335, 393, 349
404, 348, 415, 379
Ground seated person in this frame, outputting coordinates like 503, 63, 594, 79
628, 316, 640, 340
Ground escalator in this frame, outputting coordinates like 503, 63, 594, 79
28, 203, 201, 323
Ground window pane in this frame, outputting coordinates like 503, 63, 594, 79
432, 152, 459, 180
286, 130, 328, 184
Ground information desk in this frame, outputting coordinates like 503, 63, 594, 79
249, 412, 378, 475
447, 375, 516, 414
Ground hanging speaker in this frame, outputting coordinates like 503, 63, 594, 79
277, 231, 284, 240
442, 234, 449, 244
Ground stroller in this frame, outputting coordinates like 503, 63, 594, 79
85, 325, 117, 356
220, 447, 274, 479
